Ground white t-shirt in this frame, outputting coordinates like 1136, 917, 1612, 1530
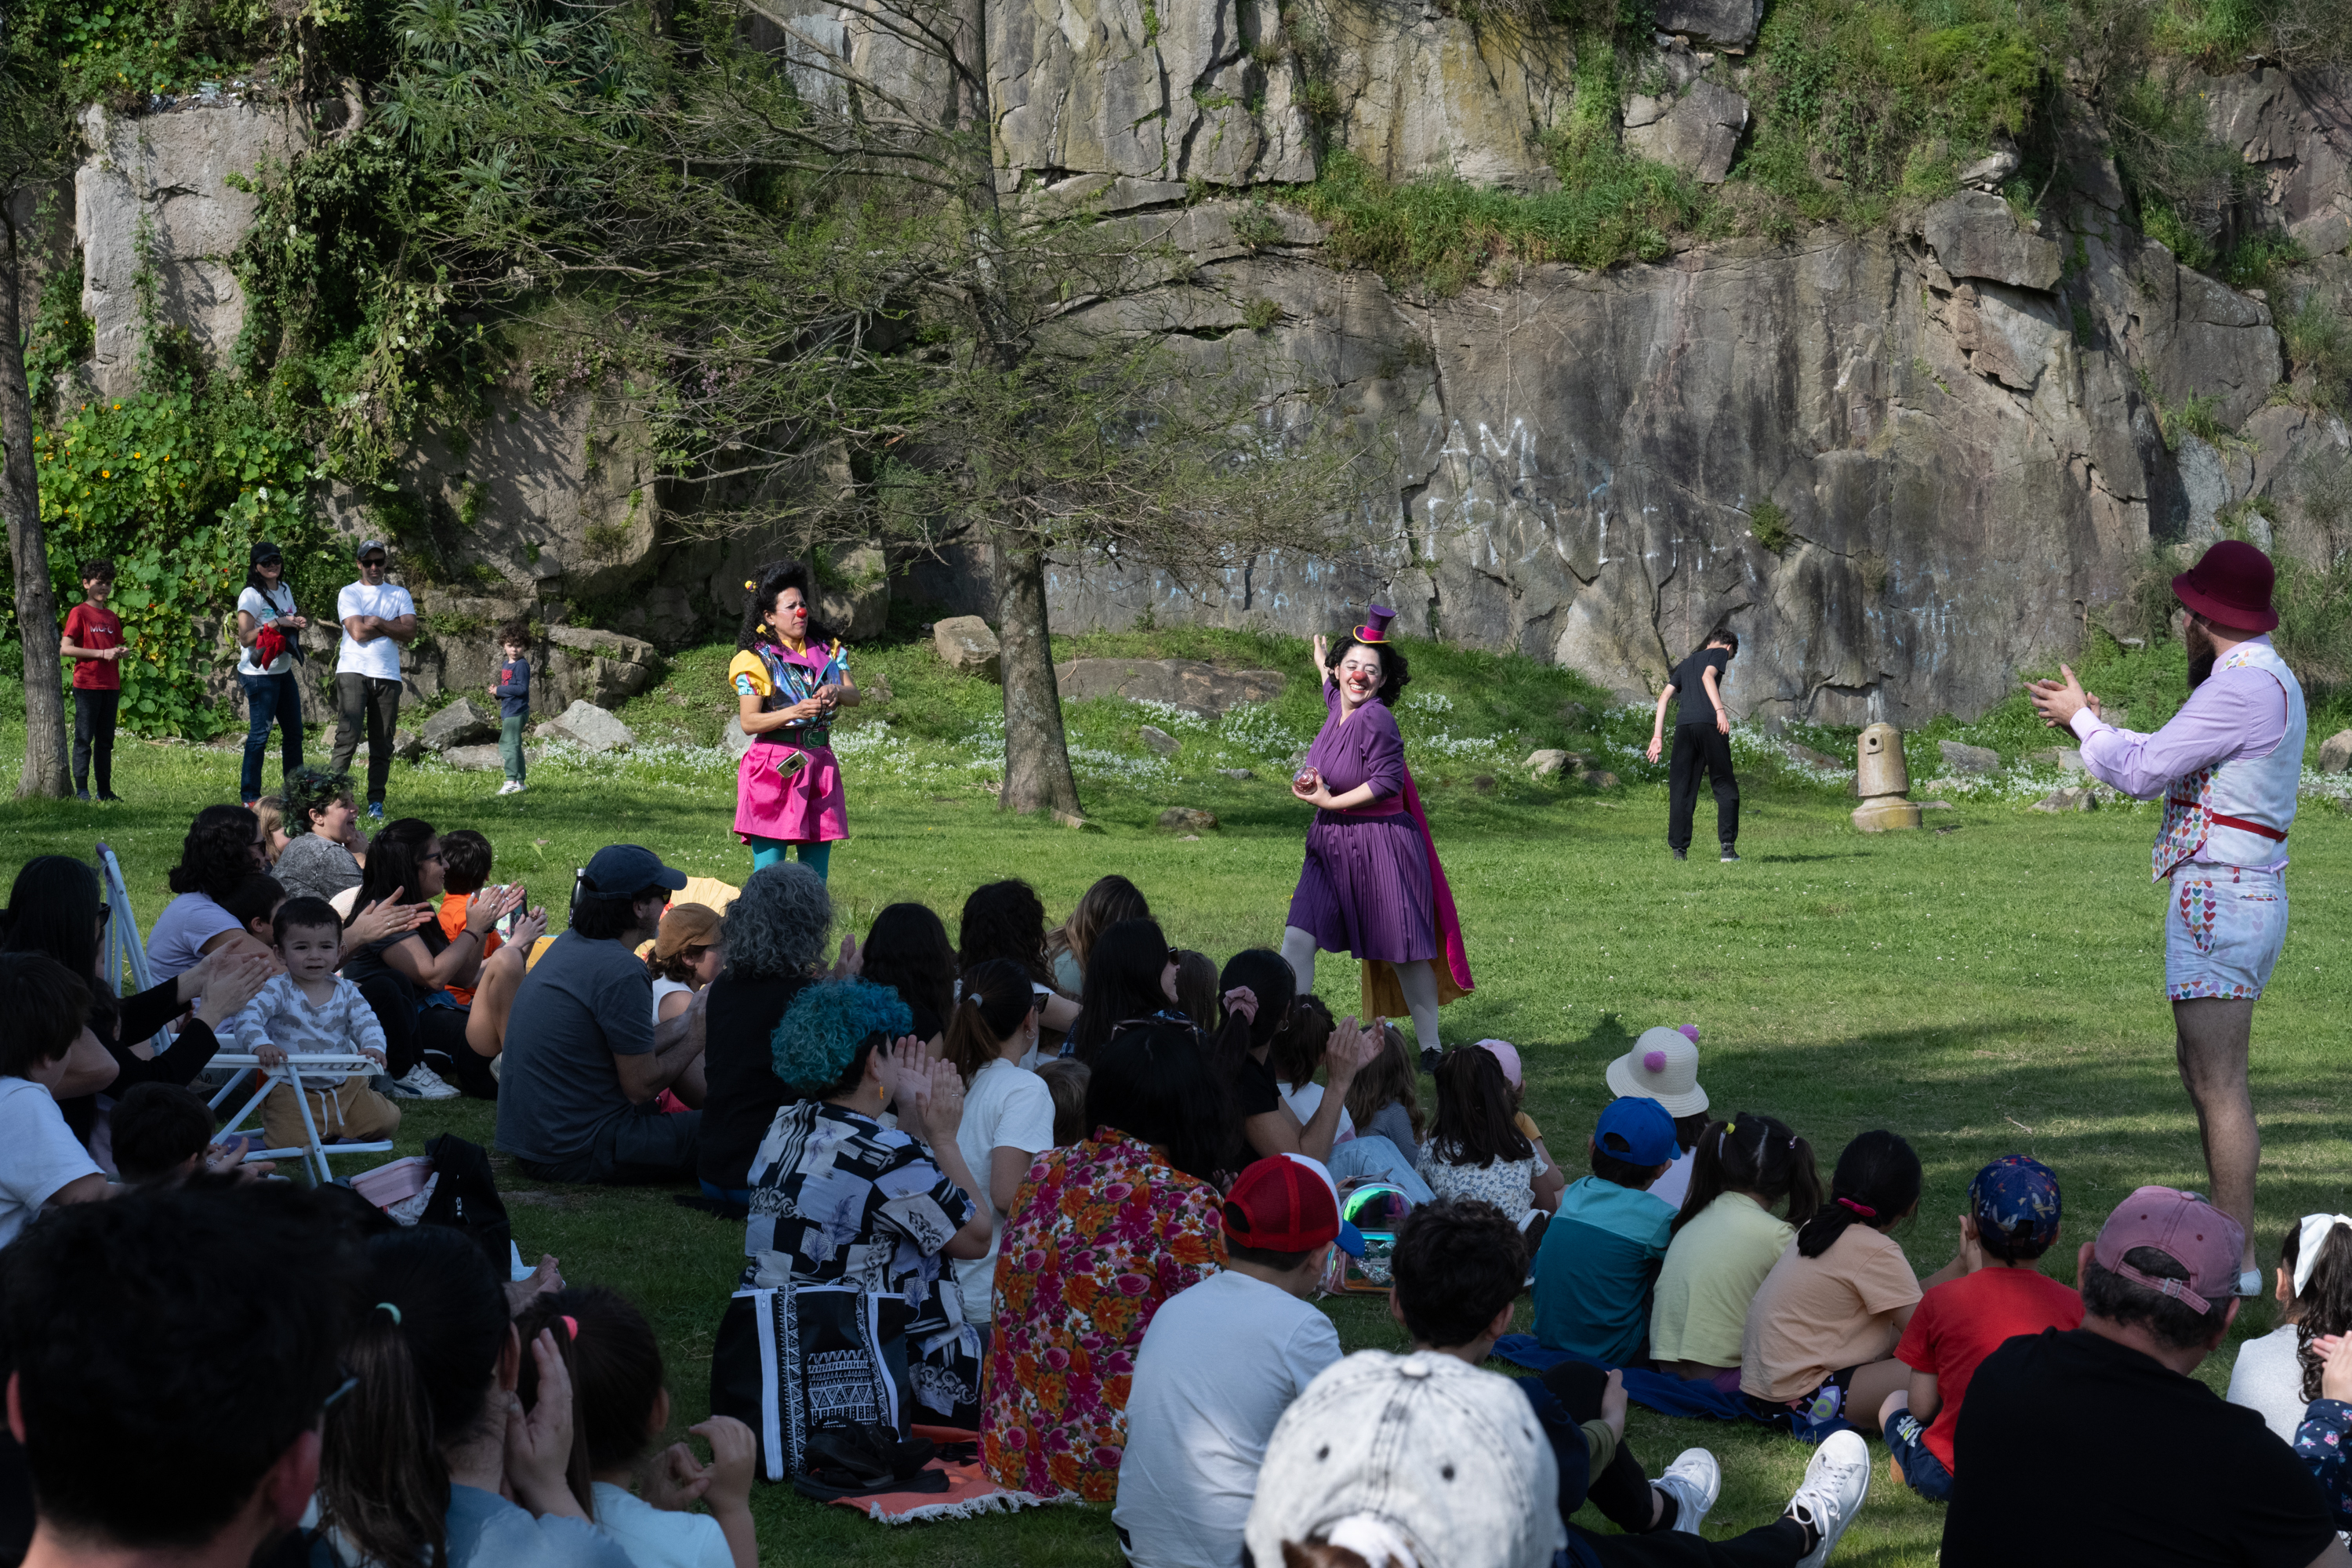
0, 1077, 103, 1248
650, 978, 693, 1024
336, 581, 416, 681
589, 1483, 730, 1568
237, 583, 300, 676
1279, 1081, 1356, 1145
2227, 1321, 2309, 1444
146, 891, 241, 982
1114, 1270, 1344, 1568
1650, 1145, 1697, 1211
951, 1057, 1057, 1321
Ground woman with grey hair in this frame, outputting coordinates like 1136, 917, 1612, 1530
695, 861, 833, 1204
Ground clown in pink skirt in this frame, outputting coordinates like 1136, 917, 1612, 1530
731, 563, 858, 879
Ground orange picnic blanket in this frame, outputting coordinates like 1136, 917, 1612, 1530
822, 1426, 1070, 1525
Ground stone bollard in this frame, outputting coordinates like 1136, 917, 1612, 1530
1852, 722, 1922, 832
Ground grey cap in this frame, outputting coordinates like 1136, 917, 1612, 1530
355, 539, 387, 561
1244, 1350, 1563, 1568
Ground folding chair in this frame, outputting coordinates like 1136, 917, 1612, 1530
97, 841, 171, 1052
206, 1053, 396, 1186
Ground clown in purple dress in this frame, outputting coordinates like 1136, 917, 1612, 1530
1282, 605, 1472, 1068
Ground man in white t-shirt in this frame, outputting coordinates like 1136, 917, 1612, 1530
331, 539, 419, 819
1114, 1154, 1357, 1568
0, 953, 111, 1249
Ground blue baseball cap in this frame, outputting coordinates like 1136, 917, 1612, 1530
1596, 1096, 1681, 1167
1969, 1155, 2062, 1250
578, 844, 688, 899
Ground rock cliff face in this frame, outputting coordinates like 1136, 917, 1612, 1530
49, 39, 2352, 721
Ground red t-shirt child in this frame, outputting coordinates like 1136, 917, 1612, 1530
1894, 1265, 2083, 1470
64, 603, 124, 691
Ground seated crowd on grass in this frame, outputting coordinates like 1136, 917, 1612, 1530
3, 787, 2351, 1568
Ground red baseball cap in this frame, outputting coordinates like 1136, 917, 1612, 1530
2092, 1186, 2245, 1315
2172, 539, 2278, 633
1223, 1155, 1367, 1257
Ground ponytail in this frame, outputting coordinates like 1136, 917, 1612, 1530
513, 1298, 597, 1519
321, 1230, 511, 1568
1793, 1130, 1920, 1259
2295, 1221, 2352, 1402
945, 959, 1039, 1084
1673, 1111, 1823, 1236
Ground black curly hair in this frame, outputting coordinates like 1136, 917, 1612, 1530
1324, 633, 1410, 707
167, 805, 263, 901
737, 561, 835, 651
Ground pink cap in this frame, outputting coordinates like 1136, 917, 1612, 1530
1475, 1039, 1522, 1089
2092, 1186, 2245, 1315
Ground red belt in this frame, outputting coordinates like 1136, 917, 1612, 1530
2167, 800, 2288, 842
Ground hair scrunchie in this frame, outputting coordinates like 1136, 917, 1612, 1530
374, 1301, 403, 1325
1836, 1196, 1877, 1218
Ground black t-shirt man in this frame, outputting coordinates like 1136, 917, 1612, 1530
1669, 647, 1732, 727
1942, 1326, 2337, 1567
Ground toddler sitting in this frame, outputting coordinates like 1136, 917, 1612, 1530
221, 896, 401, 1152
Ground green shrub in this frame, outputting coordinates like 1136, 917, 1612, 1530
2280, 294, 2352, 412
1241, 296, 1282, 331
1750, 499, 1795, 552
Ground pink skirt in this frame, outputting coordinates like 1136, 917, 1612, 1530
734, 741, 848, 844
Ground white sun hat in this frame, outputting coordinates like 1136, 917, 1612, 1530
1603, 1025, 1710, 1119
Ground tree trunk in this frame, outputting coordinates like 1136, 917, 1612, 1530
0, 203, 69, 799
993, 535, 1081, 818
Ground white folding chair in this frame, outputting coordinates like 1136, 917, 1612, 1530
205, 1053, 396, 1186
97, 841, 172, 1051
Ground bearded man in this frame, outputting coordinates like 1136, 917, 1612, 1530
2027, 540, 2305, 1295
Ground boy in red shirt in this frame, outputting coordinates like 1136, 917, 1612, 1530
59, 557, 127, 802
1881, 1154, 2082, 1501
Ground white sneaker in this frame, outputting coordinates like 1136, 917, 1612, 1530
1656, 1449, 1720, 1535
389, 1062, 460, 1101
1788, 1429, 1870, 1566
497, 780, 524, 795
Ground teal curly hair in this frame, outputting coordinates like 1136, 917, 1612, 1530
771, 977, 915, 1095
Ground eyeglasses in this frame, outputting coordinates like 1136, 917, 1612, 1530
1165, 947, 1180, 965
420, 849, 445, 863
359, 557, 387, 568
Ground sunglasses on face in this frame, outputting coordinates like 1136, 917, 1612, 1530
1165, 947, 1180, 965
360, 557, 387, 569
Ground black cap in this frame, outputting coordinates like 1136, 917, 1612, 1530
578, 844, 688, 898
250, 540, 283, 566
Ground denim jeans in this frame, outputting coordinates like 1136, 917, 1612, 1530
1327, 1134, 1435, 1204
239, 670, 304, 803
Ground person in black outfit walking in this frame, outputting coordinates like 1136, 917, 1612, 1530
1646, 625, 1741, 862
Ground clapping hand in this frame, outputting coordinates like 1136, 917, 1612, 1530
1322, 1014, 1381, 1088
345, 897, 434, 949
2024, 664, 2100, 729
504, 1329, 586, 1518
914, 1054, 966, 1143
2317, 1335, 2352, 1404
191, 947, 276, 1029
830, 933, 862, 978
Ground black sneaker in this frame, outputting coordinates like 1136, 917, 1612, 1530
97, 792, 124, 804
1720, 848, 1741, 862
75, 789, 91, 801
1671, 848, 1686, 861
1419, 1047, 1443, 1076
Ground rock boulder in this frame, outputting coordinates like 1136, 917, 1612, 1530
1157, 807, 1219, 831
1138, 725, 1182, 757
420, 698, 499, 753
539, 700, 635, 753
2320, 729, 2352, 773
2032, 786, 2098, 812
1622, 82, 1749, 185
934, 616, 1002, 679
1054, 658, 1286, 715
1938, 739, 2002, 774
1920, 192, 2063, 291
1651, 0, 1762, 46
441, 744, 513, 772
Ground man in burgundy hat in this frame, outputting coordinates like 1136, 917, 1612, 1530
2027, 540, 2307, 1293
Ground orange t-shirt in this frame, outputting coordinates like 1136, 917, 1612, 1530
437, 894, 503, 1005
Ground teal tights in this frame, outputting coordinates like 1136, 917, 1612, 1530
749, 837, 832, 880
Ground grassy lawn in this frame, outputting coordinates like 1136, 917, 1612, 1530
3, 622, 2349, 1566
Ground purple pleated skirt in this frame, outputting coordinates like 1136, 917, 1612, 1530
1287, 811, 1437, 964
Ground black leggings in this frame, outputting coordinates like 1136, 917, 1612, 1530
1543, 1363, 1667, 1534
1575, 1519, 1809, 1567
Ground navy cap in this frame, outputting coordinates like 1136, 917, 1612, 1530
579, 844, 688, 898
1969, 1155, 2062, 1251
1595, 1095, 1680, 1167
